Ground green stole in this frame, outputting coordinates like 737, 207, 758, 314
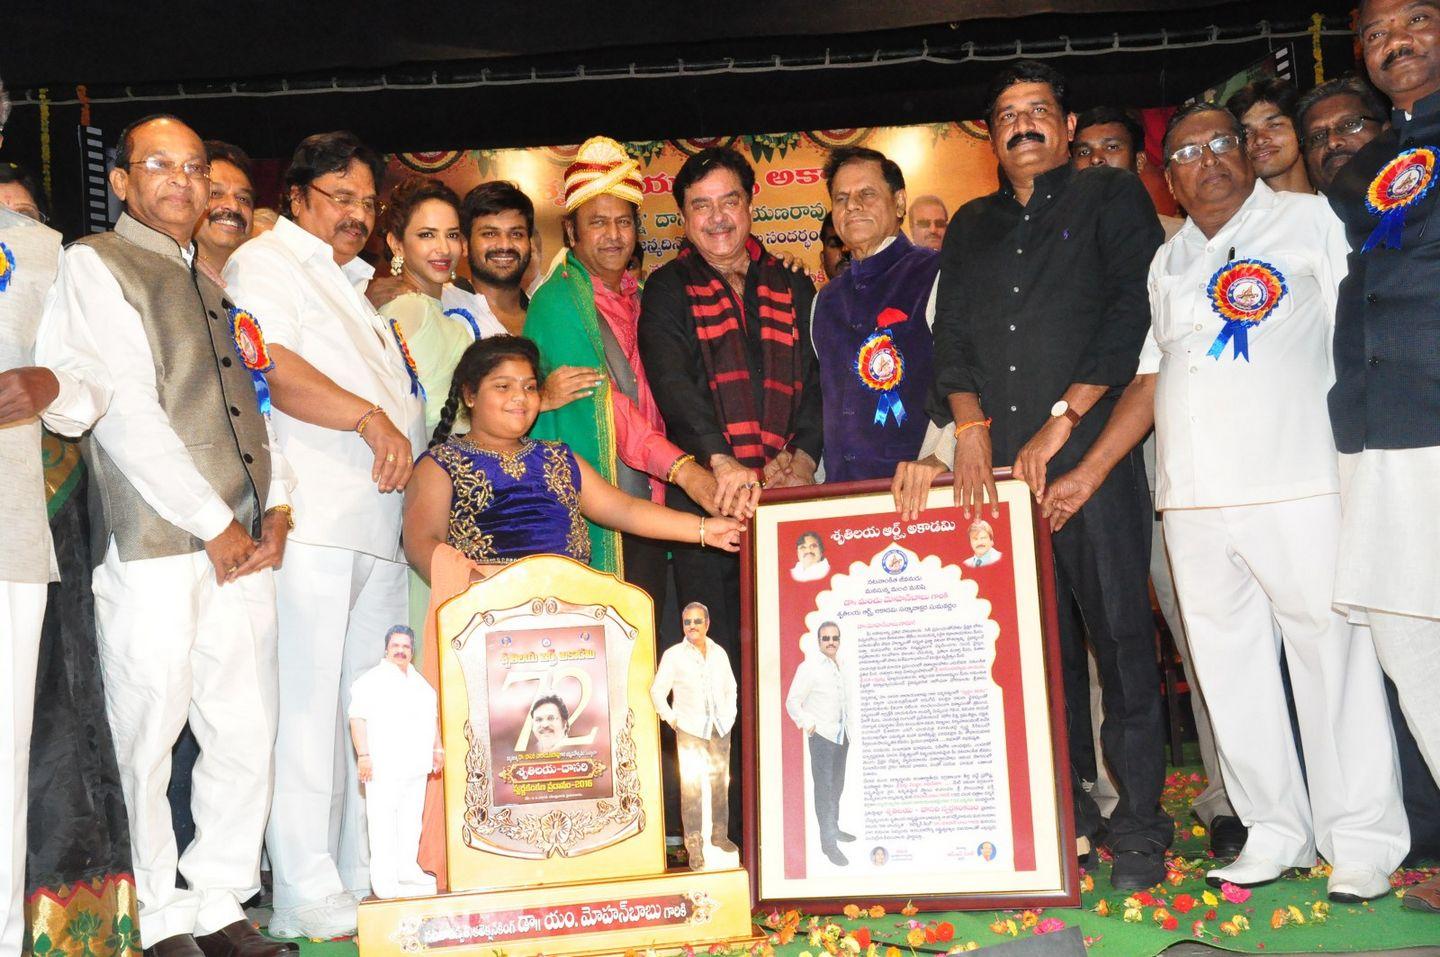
523, 252, 622, 574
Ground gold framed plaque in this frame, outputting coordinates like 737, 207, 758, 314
437, 555, 665, 892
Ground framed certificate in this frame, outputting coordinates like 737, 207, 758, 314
740, 475, 1078, 912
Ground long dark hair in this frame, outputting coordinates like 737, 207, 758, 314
430, 335, 542, 448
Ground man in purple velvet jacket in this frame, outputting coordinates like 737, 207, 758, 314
810, 147, 939, 484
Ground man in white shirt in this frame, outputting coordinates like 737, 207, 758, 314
650, 602, 738, 870
1068, 104, 1242, 857
44, 114, 296, 957
224, 131, 425, 939
784, 621, 853, 866
0, 138, 110, 956
347, 626, 440, 901
789, 531, 831, 583
1056, 103, 1407, 902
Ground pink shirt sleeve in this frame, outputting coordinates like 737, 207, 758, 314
611, 389, 683, 500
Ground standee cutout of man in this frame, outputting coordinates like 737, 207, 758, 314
649, 602, 739, 871
785, 621, 854, 866
348, 625, 442, 900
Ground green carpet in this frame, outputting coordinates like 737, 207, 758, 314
281, 762, 1439, 955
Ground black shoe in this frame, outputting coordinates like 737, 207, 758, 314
144, 935, 205, 957
836, 830, 857, 842
822, 844, 849, 866
1109, 848, 1167, 890
1207, 815, 1247, 859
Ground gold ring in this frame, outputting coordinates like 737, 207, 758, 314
386, 453, 396, 463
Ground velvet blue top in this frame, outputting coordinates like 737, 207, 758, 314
422, 437, 590, 565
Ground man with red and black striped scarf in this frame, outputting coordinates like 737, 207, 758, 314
639, 144, 822, 699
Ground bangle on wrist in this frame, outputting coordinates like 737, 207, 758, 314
666, 453, 695, 484
954, 417, 992, 438
357, 753, 369, 758
355, 405, 384, 436
698, 516, 708, 548
265, 504, 295, 529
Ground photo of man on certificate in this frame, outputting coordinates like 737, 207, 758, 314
784, 621, 854, 866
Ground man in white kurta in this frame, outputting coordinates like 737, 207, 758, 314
224, 132, 425, 939
347, 627, 438, 900
784, 621, 853, 867
0, 197, 109, 957
1141, 104, 1407, 902
45, 116, 296, 955
650, 602, 738, 870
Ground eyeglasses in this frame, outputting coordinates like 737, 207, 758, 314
127, 156, 211, 179
309, 182, 384, 216
682, 617, 706, 625
1302, 115, 1382, 152
1168, 134, 1244, 166
0, 200, 47, 223
819, 636, 840, 643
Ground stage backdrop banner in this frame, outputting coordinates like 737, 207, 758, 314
740, 475, 1078, 913
382, 123, 1001, 286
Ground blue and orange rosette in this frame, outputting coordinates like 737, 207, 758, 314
0, 242, 15, 293
1205, 258, 1287, 361
855, 331, 907, 425
1362, 147, 1438, 251
227, 307, 274, 414
389, 318, 426, 400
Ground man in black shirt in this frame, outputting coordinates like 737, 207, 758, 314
1326, 0, 1440, 916
640, 149, 821, 848
931, 60, 1171, 889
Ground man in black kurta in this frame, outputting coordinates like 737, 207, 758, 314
931, 60, 1170, 889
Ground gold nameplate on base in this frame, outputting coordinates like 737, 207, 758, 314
357, 867, 758, 956
357, 556, 758, 955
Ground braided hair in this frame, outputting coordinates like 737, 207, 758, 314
429, 335, 542, 448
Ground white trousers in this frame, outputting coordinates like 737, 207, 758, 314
1163, 495, 1408, 871
92, 544, 278, 947
364, 775, 431, 900
268, 542, 407, 909
1367, 611, 1440, 784
1088, 513, 1235, 823
1, 582, 45, 957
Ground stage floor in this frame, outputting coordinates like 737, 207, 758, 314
262, 759, 1440, 956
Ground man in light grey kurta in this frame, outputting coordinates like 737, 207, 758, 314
0, 196, 109, 957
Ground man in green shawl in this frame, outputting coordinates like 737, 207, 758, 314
525, 136, 717, 602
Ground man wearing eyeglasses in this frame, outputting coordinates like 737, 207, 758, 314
1077, 101, 1408, 902
649, 602, 738, 871
931, 60, 1170, 890
39, 113, 298, 957
225, 132, 426, 940
785, 622, 853, 867
1295, 77, 1391, 193
1324, 0, 1440, 916
1225, 79, 1315, 195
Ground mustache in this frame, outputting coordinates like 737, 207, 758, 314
1322, 146, 1357, 169
336, 218, 369, 238
208, 210, 246, 228
484, 248, 521, 260
1006, 130, 1046, 150
1383, 45, 1419, 70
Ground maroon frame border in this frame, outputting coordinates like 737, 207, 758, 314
738, 470, 1078, 914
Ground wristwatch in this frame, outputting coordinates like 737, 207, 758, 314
1050, 399, 1082, 426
